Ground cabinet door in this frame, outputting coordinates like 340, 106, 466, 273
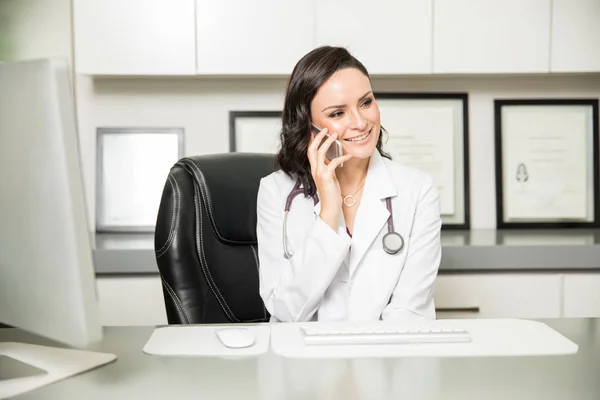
96, 276, 167, 326
563, 273, 600, 318
434, 274, 562, 319
196, 0, 315, 74
433, 0, 551, 73
74, 0, 196, 75
551, 0, 600, 72
315, 0, 432, 74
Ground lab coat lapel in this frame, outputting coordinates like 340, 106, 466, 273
348, 151, 397, 276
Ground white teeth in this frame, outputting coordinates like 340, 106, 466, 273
345, 131, 369, 142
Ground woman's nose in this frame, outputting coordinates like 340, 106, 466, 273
348, 109, 368, 130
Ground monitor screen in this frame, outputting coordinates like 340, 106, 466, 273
0, 58, 101, 348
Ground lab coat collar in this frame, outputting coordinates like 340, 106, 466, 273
361, 150, 397, 201
347, 150, 396, 275
313, 150, 397, 275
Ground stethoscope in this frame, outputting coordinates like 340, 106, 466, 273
282, 179, 405, 259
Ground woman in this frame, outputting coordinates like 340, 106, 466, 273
256, 46, 441, 323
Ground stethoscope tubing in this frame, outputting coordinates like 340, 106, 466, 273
282, 179, 403, 259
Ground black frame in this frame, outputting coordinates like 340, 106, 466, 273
374, 92, 471, 230
229, 111, 282, 152
494, 99, 600, 229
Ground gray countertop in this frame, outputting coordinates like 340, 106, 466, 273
4, 318, 600, 399
94, 229, 600, 274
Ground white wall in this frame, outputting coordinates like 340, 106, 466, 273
76, 76, 289, 230
0, 0, 72, 62
79, 74, 600, 230
82, 74, 600, 326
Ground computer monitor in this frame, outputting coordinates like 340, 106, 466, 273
0, 58, 115, 397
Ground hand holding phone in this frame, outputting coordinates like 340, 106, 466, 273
311, 123, 344, 166
307, 123, 353, 230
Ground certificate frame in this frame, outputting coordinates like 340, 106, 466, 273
494, 99, 600, 229
229, 111, 283, 154
374, 92, 470, 230
96, 127, 185, 233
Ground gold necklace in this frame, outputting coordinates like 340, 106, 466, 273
342, 180, 365, 207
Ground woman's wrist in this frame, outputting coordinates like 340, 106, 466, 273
319, 209, 339, 232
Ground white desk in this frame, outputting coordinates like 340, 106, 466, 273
2, 318, 600, 399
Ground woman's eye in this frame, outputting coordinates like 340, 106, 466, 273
362, 98, 373, 107
329, 111, 344, 118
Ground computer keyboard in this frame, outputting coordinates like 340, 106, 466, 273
301, 325, 471, 346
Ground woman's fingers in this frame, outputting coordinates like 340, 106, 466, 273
307, 127, 329, 169
327, 153, 352, 172
308, 127, 329, 155
316, 132, 338, 168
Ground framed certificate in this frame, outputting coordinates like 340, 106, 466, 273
96, 127, 184, 232
495, 99, 600, 229
229, 111, 282, 153
374, 93, 470, 229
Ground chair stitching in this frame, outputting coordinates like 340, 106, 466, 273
154, 175, 176, 254
178, 160, 246, 245
161, 276, 189, 324
173, 160, 235, 320
194, 183, 238, 322
251, 245, 268, 321
178, 159, 259, 323
160, 275, 190, 324
156, 174, 181, 257
181, 159, 224, 240
184, 161, 222, 241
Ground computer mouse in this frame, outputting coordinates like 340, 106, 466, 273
215, 328, 255, 349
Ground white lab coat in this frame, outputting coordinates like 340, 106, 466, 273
256, 150, 442, 323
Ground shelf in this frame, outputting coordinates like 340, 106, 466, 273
93, 229, 600, 274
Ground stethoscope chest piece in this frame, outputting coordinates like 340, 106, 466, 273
382, 231, 404, 255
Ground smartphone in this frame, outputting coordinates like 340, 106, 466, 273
311, 123, 343, 165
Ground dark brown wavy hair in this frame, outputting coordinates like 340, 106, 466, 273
275, 46, 390, 197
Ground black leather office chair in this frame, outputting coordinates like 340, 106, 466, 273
154, 153, 275, 324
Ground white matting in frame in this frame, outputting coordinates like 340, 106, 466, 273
229, 111, 282, 154
96, 127, 184, 232
375, 93, 470, 229
495, 99, 600, 228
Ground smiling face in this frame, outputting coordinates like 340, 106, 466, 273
310, 68, 381, 161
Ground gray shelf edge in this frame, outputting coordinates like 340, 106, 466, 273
93, 244, 600, 275
94, 249, 159, 274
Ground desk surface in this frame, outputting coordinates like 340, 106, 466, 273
3, 319, 600, 400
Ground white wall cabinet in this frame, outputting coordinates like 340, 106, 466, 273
72, 0, 600, 76
551, 0, 600, 73
315, 0, 432, 74
95, 272, 600, 326
73, 0, 196, 75
196, 0, 315, 74
433, 0, 551, 74
96, 276, 167, 326
563, 273, 600, 318
434, 274, 563, 319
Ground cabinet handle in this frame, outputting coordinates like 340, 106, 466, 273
435, 307, 480, 313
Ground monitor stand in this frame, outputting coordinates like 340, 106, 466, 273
0, 355, 48, 380
0, 342, 116, 399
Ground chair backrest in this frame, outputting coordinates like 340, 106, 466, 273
154, 153, 276, 324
